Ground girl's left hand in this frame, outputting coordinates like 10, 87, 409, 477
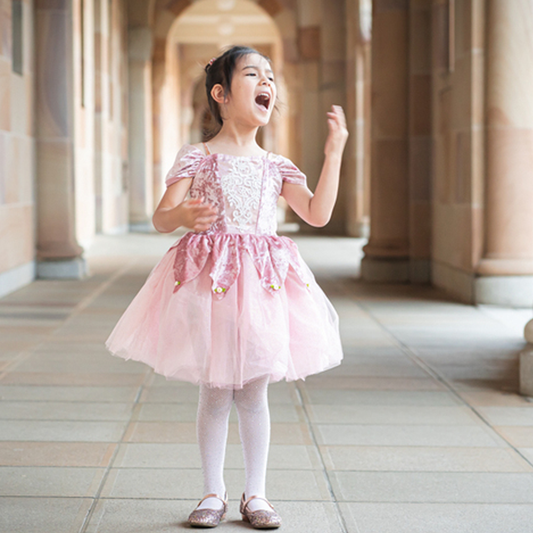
324, 105, 349, 157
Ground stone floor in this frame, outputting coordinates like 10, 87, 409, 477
1, 233, 533, 533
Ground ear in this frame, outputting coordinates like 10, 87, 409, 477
210, 84, 227, 105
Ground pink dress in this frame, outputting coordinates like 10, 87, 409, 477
105, 144, 343, 389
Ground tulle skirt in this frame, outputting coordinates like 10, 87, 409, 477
105, 237, 343, 389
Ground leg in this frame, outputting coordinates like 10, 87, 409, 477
234, 375, 272, 512
196, 383, 233, 510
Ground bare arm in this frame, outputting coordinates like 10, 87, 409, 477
281, 105, 349, 227
152, 178, 217, 233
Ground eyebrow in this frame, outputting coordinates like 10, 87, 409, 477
242, 65, 274, 75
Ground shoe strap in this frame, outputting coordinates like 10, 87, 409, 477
198, 492, 228, 506
242, 494, 275, 513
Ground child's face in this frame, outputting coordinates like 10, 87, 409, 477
220, 53, 277, 128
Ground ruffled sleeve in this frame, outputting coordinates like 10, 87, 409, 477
275, 155, 307, 186
165, 145, 206, 188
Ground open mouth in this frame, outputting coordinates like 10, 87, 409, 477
255, 92, 271, 112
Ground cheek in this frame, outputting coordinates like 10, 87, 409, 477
233, 83, 254, 103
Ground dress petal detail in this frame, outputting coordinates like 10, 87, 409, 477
171, 233, 211, 293
171, 233, 310, 298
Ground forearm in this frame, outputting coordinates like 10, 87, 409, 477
307, 153, 343, 226
152, 204, 186, 233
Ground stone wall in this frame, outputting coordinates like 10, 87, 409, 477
0, 0, 35, 298
430, 0, 485, 302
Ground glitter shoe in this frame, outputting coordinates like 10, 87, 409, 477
188, 492, 228, 528
240, 493, 282, 529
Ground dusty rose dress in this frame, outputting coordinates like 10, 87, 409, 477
105, 144, 343, 389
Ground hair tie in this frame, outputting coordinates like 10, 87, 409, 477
207, 57, 217, 68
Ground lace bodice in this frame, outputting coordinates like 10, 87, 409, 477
164, 144, 309, 298
165, 144, 307, 236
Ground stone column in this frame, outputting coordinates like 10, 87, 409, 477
345, 0, 371, 238
476, 0, 533, 306
521, 321, 533, 396
408, 0, 432, 283
484, 1, 533, 393
361, 0, 409, 281
35, 0, 87, 278
319, 0, 347, 235
94, 0, 106, 233
128, 26, 153, 230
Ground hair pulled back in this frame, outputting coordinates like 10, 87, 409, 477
204, 45, 272, 133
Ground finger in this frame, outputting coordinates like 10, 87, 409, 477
327, 110, 343, 120
195, 215, 217, 225
194, 206, 217, 216
330, 109, 346, 123
331, 105, 346, 120
194, 224, 211, 232
328, 114, 345, 130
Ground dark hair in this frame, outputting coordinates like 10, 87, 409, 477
204, 45, 273, 135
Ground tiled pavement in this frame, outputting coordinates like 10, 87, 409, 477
1, 233, 533, 532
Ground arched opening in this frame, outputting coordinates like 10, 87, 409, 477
155, 0, 287, 177
150, 0, 294, 226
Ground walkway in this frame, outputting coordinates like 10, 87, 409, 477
1, 234, 533, 532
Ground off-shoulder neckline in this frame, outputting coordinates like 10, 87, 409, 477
185, 143, 273, 160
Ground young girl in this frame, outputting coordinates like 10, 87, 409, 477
106, 45, 348, 529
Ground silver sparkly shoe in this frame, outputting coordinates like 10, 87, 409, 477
188, 492, 228, 528
240, 493, 282, 529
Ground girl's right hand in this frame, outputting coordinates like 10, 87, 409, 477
178, 196, 218, 232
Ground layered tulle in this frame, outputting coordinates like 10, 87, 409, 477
105, 235, 343, 389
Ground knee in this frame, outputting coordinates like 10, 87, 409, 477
198, 387, 234, 417
234, 383, 269, 414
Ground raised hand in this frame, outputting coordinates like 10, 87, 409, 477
324, 105, 349, 158
179, 196, 218, 232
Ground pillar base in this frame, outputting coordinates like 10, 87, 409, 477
361, 256, 410, 282
0, 261, 35, 299
346, 220, 370, 239
361, 256, 430, 283
433, 261, 533, 306
475, 276, 533, 307
519, 345, 533, 397
410, 259, 431, 284
526, 319, 533, 343
129, 221, 155, 233
37, 257, 89, 279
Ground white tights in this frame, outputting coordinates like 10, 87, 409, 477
196, 375, 271, 512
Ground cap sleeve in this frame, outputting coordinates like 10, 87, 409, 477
165, 145, 205, 187
275, 155, 307, 186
